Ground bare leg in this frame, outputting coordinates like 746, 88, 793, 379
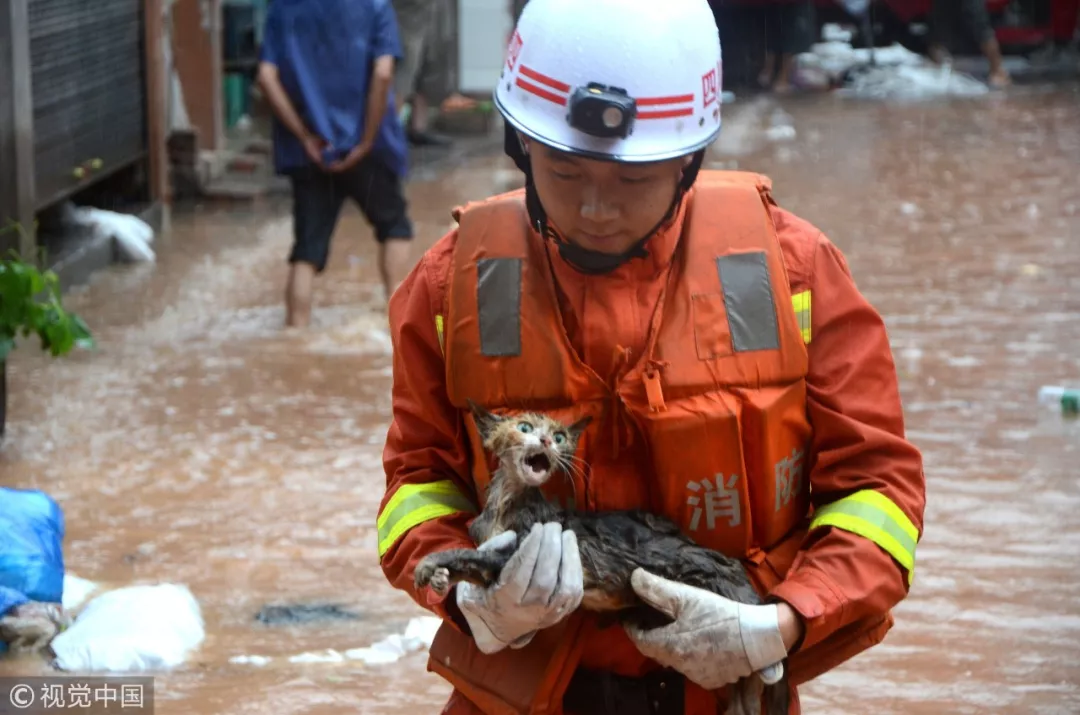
772, 53, 797, 93
379, 239, 413, 305
981, 36, 1011, 87
286, 261, 317, 328
758, 52, 777, 87
409, 92, 431, 133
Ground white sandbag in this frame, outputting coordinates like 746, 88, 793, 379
50, 583, 204, 672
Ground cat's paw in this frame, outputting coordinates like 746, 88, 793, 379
428, 568, 450, 596
413, 559, 436, 590
414, 558, 452, 596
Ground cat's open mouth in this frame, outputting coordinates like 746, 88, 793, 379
522, 452, 552, 484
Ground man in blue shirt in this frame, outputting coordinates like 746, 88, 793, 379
257, 0, 415, 327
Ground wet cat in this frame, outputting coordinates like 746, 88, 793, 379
413, 400, 789, 715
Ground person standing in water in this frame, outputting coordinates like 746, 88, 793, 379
257, 0, 415, 327
928, 0, 1012, 88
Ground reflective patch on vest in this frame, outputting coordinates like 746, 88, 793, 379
715, 252, 780, 352
477, 258, 522, 357
435, 314, 446, 356
810, 489, 920, 585
377, 480, 478, 558
686, 473, 742, 531
791, 290, 812, 344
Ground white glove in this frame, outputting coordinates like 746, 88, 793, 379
456, 522, 584, 654
623, 568, 788, 691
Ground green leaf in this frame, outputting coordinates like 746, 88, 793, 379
0, 234, 96, 359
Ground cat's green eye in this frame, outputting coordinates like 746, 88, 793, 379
553, 432, 566, 445
517, 422, 533, 434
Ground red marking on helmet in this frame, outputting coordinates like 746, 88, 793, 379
516, 77, 568, 106
519, 65, 571, 93
638, 108, 694, 119
635, 92, 695, 119
637, 94, 695, 106
506, 30, 524, 70
702, 69, 719, 108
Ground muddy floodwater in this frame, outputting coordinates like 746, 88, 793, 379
2, 81, 1079, 714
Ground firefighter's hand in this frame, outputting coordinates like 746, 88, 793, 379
456, 523, 583, 654
623, 569, 790, 690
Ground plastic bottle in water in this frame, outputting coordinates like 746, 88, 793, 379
1037, 386, 1080, 415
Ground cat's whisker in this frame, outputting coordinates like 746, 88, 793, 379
558, 455, 586, 482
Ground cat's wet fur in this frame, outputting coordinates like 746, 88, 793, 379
413, 400, 789, 715
0, 601, 70, 654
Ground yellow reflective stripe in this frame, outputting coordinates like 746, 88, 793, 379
377, 480, 476, 557
435, 314, 445, 356
810, 489, 919, 585
791, 290, 811, 344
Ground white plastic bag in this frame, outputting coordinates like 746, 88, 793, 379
50, 584, 204, 672
61, 203, 157, 263
61, 574, 100, 611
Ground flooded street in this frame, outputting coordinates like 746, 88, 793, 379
2, 81, 1079, 714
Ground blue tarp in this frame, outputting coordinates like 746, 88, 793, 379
0, 487, 65, 652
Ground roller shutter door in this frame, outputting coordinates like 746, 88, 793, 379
29, 0, 147, 210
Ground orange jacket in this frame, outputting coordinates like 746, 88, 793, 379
379, 171, 926, 714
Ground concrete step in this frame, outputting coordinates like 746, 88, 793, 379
201, 171, 290, 201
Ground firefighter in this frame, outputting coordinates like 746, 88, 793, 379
377, 0, 926, 712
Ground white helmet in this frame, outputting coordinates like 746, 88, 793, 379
494, 0, 723, 163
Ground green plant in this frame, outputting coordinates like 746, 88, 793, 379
0, 221, 94, 362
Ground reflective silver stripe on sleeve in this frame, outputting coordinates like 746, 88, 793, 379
477, 257, 522, 357
716, 251, 780, 353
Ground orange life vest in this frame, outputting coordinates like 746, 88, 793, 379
426, 172, 838, 714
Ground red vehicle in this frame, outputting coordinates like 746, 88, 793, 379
881, 0, 1079, 49
723, 0, 1078, 51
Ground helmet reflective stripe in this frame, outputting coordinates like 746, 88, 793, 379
494, 0, 723, 163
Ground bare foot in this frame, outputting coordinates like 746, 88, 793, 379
988, 69, 1012, 88
772, 81, 795, 95
440, 93, 478, 113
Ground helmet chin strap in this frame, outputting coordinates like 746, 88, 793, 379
505, 125, 706, 276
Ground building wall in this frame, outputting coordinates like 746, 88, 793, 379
457, 0, 515, 93
0, 0, 38, 256
172, 0, 222, 152
0, 13, 17, 232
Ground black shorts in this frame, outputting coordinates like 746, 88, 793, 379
760, 0, 817, 57
287, 156, 413, 273
929, 0, 995, 53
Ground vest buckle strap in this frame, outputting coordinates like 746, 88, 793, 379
642, 368, 667, 412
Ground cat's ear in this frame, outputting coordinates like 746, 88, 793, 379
467, 399, 503, 439
566, 415, 593, 442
